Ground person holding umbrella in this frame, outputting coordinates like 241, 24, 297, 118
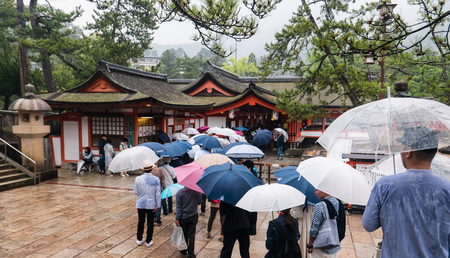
275, 132, 285, 160
362, 126, 450, 257
151, 161, 166, 225
98, 135, 107, 174
265, 209, 301, 257
175, 184, 202, 258
134, 165, 161, 248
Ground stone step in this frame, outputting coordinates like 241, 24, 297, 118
0, 177, 34, 192
0, 173, 27, 183
0, 168, 20, 176
0, 163, 12, 170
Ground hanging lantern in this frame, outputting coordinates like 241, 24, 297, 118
248, 114, 251, 119
229, 109, 235, 119
272, 111, 279, 120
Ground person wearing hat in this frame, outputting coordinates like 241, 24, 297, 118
134, 164, 161, 248
362, 126, 450, 257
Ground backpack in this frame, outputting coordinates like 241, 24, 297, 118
322, 198, 346, 242
270, 220, 302, 258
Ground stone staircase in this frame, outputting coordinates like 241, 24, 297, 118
0, 159, 34, 192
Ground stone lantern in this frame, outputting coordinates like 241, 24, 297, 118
9, 84, 51, 171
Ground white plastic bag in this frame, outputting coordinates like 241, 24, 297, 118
171, 225, 187, 250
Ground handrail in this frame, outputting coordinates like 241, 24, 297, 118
0, 138, 36, 185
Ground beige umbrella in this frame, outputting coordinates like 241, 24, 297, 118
195, 153, 234, 167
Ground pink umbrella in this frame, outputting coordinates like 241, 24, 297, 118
235, 130, 243, 135
197, 126, 209, 133
174, 162, 206, 193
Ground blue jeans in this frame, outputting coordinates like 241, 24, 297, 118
201, 194, 207, 213
161, 197, 172, 215
98, 155, 105, 172
154, 207, 161, 221
277, 146, 283, 159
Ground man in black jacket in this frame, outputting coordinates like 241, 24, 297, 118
220, 202, 257, 258
98, 135, 107, 173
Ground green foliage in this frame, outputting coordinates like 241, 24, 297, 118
221, 56, 259, 76
0, 37, 20, 110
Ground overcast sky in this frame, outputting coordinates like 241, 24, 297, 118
46, 0, 445, 59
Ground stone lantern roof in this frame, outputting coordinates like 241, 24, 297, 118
9, 84, 52, 111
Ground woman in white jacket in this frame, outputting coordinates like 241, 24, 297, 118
119, 138, 130, 177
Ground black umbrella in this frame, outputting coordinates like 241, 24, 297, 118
155, 130, 170, 143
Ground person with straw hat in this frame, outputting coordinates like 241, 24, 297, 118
134, 164, 161, 248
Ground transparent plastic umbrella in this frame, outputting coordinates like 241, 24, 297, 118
108, 146, 159, 172
318, 97, 450, 156
273, 128, 288, 142
236, 184, 306, 212
195, 153, 234, 167
368, 153, 450, 182
171, 133, 189, 141
297, 157, 371, 205
181, 128, 199, 135
223, 143, 265, 159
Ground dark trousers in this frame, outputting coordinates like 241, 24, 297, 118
162, 197, 172, 214
179, 214, 198, 256
98, 155, 105, 172
200, 194, 207, 213
137, 209, 155, 243
207, 207, 224, 234
220, 228, 250, 258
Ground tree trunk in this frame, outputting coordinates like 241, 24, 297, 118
17, 0, 29, 96
301, 0, 361, 107
29, 0, 57, 93
3, 94, 11, 110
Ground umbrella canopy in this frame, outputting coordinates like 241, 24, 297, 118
175, 162, 206, 193
108, 146, 159, 172
171, 133, 189, 141
197, 126, 209, 133
172, 141, 193, 151
195, 153, 234, 167
317, 97, 450, 156
197, 163, 262, 205
206, 127, 223, 135
182, 128, 199, 135
161, 183, 185, 199
273, 128, 288, 142
296, 157, 371, 205
160, 142, 186, 157
218, 138, 231, 148
193, 135, 222, 149
368, 153, 450, 181
187, 133, 206, 145
223, 143, 265, 159
273, 166, 321, 205
253, 129, 273, 146
236, 127, 248, 131
155, 130, 170, 143
235, 130, 243, 136
138, 142, 168, 154
218, 128, 238, 137
236, 184, 306, 212
187, 145, 201, 159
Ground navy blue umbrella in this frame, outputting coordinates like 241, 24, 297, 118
155, 130, 170, 143
173, 140, 193, 151
273, 166, 320, 206
138, 142, 168, 156
160, 143, 185, 157
252, 129, 273, 146
197, 163, 262, 205
193, 135, 222, 149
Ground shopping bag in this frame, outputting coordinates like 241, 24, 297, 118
313, 203, 340, 250
170, 225, 187, 250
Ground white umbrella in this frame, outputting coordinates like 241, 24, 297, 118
236, 184, 306, 212
369, 153, 450, 182
224, 144, 265, 159
195, 153, 234, 167
181, 128, 199, 135
297, 157, 371, 205
274, 128, 288, 142
218, 128, 238, 137
187, 145, 201, 159
218, 138, 231, 148
108, 146, 159, 172
207, 127, 222, 135
229, 135, 247, 143
171, 133, 189, 141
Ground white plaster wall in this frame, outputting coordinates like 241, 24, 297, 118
81, 116, 89, 147
208, 117, 226, 128
63, 121, 79, 161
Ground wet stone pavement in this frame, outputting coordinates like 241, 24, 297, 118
0, 154, 381, 257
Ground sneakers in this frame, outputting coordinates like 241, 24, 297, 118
126, 174, 130, 177
146, 240, 153, 247
199, 212, 205, 216
136, 239, 143, 246
154, 219, 162, 225
206, 232, 211, 238
121, 174, 126, 177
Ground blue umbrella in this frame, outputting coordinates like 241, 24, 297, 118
173, 141, 193, 151
193, 135, 222, 149
161, 183, 184, 199
197, 163, 262, 205
236, 127, 248, 131
273, 166, 320, 206
138, 142, 168, 156
252, 129, 273, 146
160, 143, 185, 157
155, 130, 170, 143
